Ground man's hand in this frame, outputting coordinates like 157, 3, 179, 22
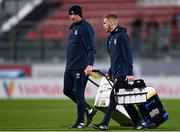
125, 75, 134, 82
105, 74, 110, 80
84, 65, 93, 75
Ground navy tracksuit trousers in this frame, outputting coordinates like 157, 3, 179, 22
63, 69, 91, 123
102, 80, 143, 126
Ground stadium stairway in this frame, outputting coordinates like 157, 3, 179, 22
0, 0, 63, 40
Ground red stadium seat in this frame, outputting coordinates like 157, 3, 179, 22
25, 0, 180, 40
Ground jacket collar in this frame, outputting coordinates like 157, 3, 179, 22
70, 19, 84, 29
110, 26, 126, 35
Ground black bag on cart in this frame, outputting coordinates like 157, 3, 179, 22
114, 79, 169, 128
90, 70, 169, 128
137, 89, 169, 128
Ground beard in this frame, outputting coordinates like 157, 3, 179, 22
105, 25, 112, 33
71, 19, 77, 23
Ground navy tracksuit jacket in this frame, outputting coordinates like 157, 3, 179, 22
107, 26, 133, 80
63, 19, 96, 123
102, 26, 142, 126
66, 19, 95, 70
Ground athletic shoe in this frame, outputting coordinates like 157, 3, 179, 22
135, 122, 146, 130
69, 122, 85, 129
92, 123, 108, 131
85, 108, 97, 127
147, 123, 157, 129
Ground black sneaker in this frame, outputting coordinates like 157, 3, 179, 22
69, 122, 85, 129
85, 108, 97, 127
92, 123, 108, 131
147, 123, 157, 129
135, 122, 146, 130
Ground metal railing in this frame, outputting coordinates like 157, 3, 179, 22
0, 20, 180, 62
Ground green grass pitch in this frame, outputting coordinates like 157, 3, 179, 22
0, 99, 179, 131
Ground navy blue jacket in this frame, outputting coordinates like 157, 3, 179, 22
66, 19, 96, 70
107, 26, 133, 80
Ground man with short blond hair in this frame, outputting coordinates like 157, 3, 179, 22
92, 13, 145, 131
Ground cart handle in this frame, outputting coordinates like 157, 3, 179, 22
92, 69, 106, 76
92, 69, 114, 88
88, 78, 99, 87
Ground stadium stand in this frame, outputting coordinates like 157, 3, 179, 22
0, 0, 179, 61
26, 0, 180, 40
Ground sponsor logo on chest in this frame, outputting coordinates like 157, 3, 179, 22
74, 29, 78, 35
114, 38, 117, 45
109, 38, 117, 45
